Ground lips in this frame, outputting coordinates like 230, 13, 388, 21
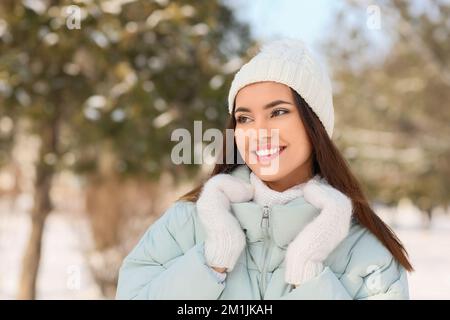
252, 145, 287, 162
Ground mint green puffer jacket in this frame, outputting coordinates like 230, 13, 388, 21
116, 165, 409, 300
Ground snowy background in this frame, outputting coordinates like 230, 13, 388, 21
1, 0, 449, 301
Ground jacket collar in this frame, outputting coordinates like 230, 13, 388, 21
229, 165, 320, 248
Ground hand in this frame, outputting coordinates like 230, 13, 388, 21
284, 176, 353, 286
196, 174, 254, 272
212, 266, 227, 273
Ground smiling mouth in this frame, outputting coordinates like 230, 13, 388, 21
252, 146, 287, 162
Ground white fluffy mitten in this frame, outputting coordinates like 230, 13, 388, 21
284, 176, 353, 286
196, 174, 254, 272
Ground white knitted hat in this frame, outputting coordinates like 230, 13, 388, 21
227, 38, 334, 137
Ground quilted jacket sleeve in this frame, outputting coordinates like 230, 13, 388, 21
115, 201, 226, 300
278, 229, 410, 300
278, 264, 408, 300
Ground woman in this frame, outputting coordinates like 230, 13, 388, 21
116, 39, 413, 300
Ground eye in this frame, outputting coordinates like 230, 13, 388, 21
271, 108, 289, 117
236, 115, 252, 124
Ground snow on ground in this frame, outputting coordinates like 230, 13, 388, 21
377, 200, 450, 300
396, 228, 450, 299
0, 195, 102, 299
0, 196, 449, 299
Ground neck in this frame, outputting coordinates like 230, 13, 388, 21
265, 162, 313, 192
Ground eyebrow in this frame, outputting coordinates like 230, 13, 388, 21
234, 100, 293, 114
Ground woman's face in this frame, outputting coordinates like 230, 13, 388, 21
234, 81, 314, 191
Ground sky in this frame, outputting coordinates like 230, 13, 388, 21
228, 0, 339, 52
227, 0, 393, 68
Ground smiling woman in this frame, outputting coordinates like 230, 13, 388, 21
116, 39, 413, 300
233, 82, 314, 192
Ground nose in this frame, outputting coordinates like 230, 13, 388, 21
251, 116, 276, 138
249, 124, 281, 151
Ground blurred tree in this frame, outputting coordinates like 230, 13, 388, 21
322, 0, 449, 215
0, 0, 254, 298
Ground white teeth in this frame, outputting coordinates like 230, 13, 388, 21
255, 147, 281, 157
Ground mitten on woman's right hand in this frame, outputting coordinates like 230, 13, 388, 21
196, 174, 254, 272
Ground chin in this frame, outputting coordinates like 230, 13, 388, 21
249, 164, 289, 181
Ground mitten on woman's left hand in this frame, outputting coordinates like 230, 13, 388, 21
284, 176, 353, 286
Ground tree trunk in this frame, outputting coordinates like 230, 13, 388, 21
17, 112, 60, 299
17, 201, 49, 299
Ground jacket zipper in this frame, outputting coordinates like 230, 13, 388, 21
259, 205, 272, 298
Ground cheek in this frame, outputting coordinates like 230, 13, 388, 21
234, 133, 249, 159
289, 139, 312, 160
284, 120, 312, 158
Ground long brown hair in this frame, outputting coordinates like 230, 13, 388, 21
179, 88, 413, 272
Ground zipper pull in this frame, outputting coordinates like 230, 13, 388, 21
261, 205, 270, 229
